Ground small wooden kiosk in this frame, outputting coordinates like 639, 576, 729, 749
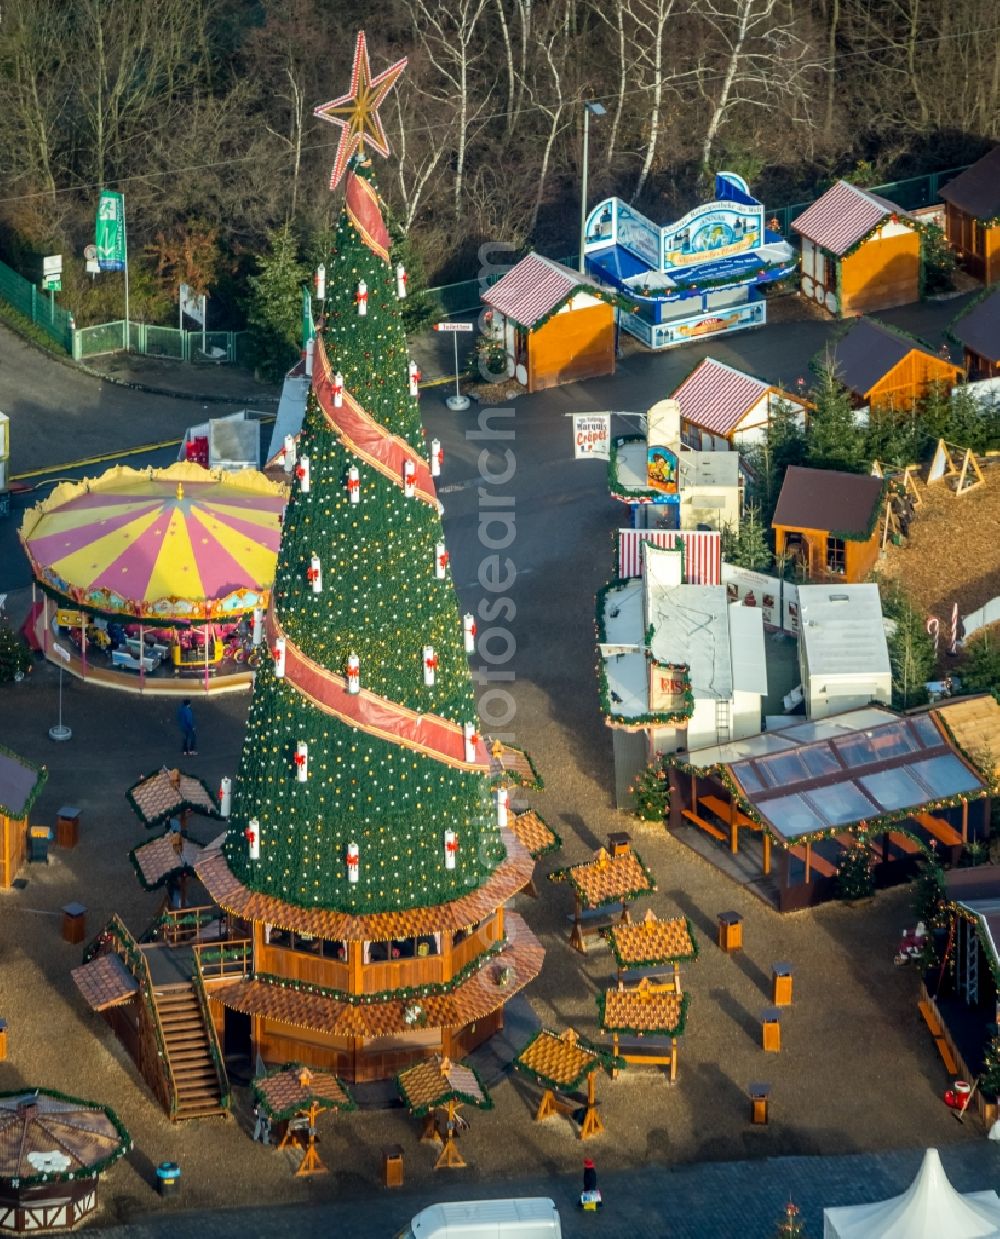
940, 148, 1000, 285
826, 317, 962, 415
597, 978, 690, 1082
0, 747, 47, 890
603, 908, 698, 987
482, 252, 618, 393
549, 839, 656, 953
509, 809, 561, 897
950, 286, 1000, 379
396, 1055, 491, 1170
772, 466, 885, 583
792, 181, 919, 316
513, 1028, 617, 1141
126, 766, 220, 832
253, 1064, 355, 1177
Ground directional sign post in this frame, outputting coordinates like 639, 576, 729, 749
49, 642, 73, 741
433, 321, 474, 412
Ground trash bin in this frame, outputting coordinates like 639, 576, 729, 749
156, 1162, 181, 1197
28, 826, 52, 864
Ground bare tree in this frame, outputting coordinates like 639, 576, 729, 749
388, 89, 454, 232
0, 0, 70, 199
694, 0, 820, 174
621, 0, 688, 200
406, 0, 492, 219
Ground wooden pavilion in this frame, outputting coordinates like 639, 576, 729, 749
824, 317, 963, 415
513, 1027, 617, 1141
597, 978, 689, 1082
772, 466, 885, 583
603, 908, 698, 988
0, 746, 47, 890
669, 704, 990, 912
549, 837, 656, 953
253, 1064, 355, 1177
396, 1055, 491, 1169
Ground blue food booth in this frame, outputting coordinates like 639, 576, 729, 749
584, 172, 796, 350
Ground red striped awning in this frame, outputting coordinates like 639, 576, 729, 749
617, 530, 721, 583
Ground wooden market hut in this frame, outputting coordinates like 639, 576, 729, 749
548, 836, 656, 953
792, 181, 920, 317
772, 465, 885, 583
668, 704, 989, 913
825, 317, 963, 414
513, 1027, 614, 1141
482, 252, 618, 393
950, 286, 1000, 379
671, 357, 810, 452
0, 746, 47, 889
940, 147, 1000, 285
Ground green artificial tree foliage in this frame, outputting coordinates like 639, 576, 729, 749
630, 757, 670, 822
0, 623, 30, 682
980, 1026, 1000, 1100
245, 224, 308, 381
881, 583, 935, 708
913, 857, 947, 929
837, 832, 875, 901
721, 503, 773, 570
805, 364, 867, 474
225, 158, 504, 914
385, 212, 440, 336
773, 1200, 807, 1237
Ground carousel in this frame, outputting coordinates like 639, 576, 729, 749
19, 462, 286, 694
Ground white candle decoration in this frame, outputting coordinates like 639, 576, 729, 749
246, 818, 260, 861
423, 645, 437, 687
272, 636, 286, 678
430, 438, 443, 477
252, 607, 263, 647
356, 280, 367, 316
218, 777, 232, 818
296, 455, 311, 493
308, 553, 322, 594
315, 263, 326, 300
295, 740, 309, 783
496, 785, 509, 828
463, 613, 476, 654
444, 829, 458, 870
283, 434, 296, 473
408, 360, 420, 397
305, 337, 314, 377
464, 722, 478, 764
396, 263, 407, 299
333, 371, 344, 408
347, 465, 360, 505
346, 653, 360, 695
347, 841, 360, 884
403, 459, 416, 498
435, 542, 449, 579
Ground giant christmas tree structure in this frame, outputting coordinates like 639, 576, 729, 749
196, 34, 543, 1082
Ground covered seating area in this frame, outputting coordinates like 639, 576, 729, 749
549, 836, 656, 952
668, 706, 988, 911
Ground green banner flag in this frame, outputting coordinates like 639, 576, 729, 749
95, 190, 125, 272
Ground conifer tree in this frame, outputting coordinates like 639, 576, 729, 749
773, 1200, 807, 1238
246, 225, 308, 380
805, 363, 866, 474
226, 157, 504, 914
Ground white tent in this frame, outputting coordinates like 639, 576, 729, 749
824, 1148, 1000, 1238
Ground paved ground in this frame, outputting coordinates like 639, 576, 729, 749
91, 1142, 1000, 1238
0, 288, 989, 1235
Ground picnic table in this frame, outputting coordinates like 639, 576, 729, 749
513, 1028, 616, 1141
549, 845, 656, 954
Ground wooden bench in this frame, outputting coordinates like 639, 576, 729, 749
681, 808, 726, 843
887, 831, 923, 857
567, 903, 623, 953
619, 966, 679, 990
788, 844, 837, 880
609, 1035, 677, 1081
918, 999, 959, 1074
912, 813, 963, 848
699, 795, 760, 832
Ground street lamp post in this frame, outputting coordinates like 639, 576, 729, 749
579, 102, 606, 274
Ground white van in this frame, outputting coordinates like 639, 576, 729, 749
396, 1197, 562, 1239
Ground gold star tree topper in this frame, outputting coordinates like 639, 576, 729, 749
314, 31, 407, 190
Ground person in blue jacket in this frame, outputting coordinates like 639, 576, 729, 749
177, 699, 197, 756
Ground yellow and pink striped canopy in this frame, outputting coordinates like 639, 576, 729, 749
20, 463, 287, 621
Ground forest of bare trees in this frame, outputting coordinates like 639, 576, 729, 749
0, 0, 996, 324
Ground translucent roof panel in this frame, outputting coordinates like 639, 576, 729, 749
730, 761, 764, 793
762, 794, 825, 838
909, 754, 982, 798
909, 714, 944, 745
798, 744, 844, 779
802, 781, 879, 826
755, 750, 810, 787
859, 767, 929, 812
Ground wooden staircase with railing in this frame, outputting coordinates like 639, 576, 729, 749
151, 979, 227, 1121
